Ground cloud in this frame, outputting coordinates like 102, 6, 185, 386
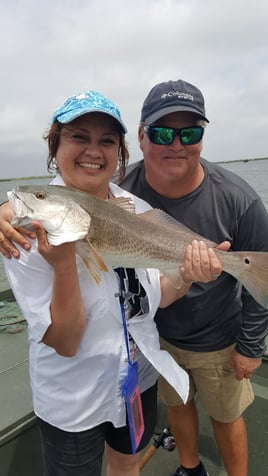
0, 0, 268, 177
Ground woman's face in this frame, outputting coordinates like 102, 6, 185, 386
56, 112, 120, 198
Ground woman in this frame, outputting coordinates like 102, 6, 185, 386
1, 90, 224, 476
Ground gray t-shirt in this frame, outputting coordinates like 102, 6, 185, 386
116, 158, 268, 357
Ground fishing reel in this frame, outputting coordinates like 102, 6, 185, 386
161, 433, 176, 452
153, 427, 176, 452
140, 427, 176, 470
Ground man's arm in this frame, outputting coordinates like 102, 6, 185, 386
231, 199, 268, 379
0, 202, 35, 258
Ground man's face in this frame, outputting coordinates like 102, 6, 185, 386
139, 111, 204, 194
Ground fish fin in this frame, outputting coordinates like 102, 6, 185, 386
221, 251, 268, 308
108, 197, 136, 214
138, 209, 215, 245
82, 258, 102, 285
162, 270, 184, 289
76, 240, 108, 285
86, 239, 108, 272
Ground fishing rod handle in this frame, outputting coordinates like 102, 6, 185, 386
139, 445, 157, 470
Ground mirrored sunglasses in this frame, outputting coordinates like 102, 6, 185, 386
144, 125, 204, 146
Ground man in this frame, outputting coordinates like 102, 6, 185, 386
117, 79, 268, 476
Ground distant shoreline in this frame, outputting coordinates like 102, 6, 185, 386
0, 175, 53, 183
216, 157, 268, 165
1, 156, 268, 182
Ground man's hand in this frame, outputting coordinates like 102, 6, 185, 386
180, 240, 231, 285
0, 202, 35, 259
229, 349, 262, 380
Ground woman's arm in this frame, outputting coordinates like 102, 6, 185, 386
33, 222, 86, 356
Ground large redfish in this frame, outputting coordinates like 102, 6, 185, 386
8, 184, 268, 308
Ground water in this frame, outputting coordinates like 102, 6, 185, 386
0, 160, 267, 291
219, 159, 268, 210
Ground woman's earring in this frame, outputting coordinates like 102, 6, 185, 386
51, 158, 58, 169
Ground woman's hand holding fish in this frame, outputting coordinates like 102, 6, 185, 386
32, 221, 76, 269
32, 221, 86, 356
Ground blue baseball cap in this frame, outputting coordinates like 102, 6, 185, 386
52, 90, 127, 133
141, 79, 209, 124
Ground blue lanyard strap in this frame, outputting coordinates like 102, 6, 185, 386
119, 268, 132, 364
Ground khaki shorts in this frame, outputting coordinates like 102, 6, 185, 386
158, 338, 254, 423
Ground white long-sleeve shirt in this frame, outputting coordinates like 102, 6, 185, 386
4, 176, 188, 432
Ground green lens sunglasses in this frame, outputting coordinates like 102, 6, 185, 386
144, 125, 204, 146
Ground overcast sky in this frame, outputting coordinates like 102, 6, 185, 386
1, 0, 268, 179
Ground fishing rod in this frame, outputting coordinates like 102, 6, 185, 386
140, 427, 176, 470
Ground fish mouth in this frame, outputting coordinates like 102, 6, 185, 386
17, 192, 34, 211
8, 191, 35, 226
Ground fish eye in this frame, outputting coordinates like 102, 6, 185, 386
35, 192, 47, 200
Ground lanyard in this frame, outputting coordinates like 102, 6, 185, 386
119, 267, 145, 453
118, 267, 132, 364
108, 192, 132, 363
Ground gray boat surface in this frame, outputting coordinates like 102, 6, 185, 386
0, 289, 267, 476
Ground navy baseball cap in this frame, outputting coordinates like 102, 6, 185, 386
52, 90, 127, 133
141, 79, 209, 124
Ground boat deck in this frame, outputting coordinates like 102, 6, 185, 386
0, 290, 267, 475
0, 308, 42, 475
139, 360, 268, 476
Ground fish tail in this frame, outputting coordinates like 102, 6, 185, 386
227, 251, 268, 308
